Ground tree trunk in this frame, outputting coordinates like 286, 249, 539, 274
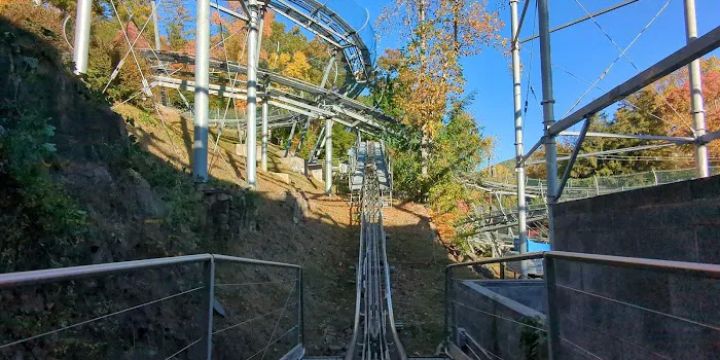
421, 131, 429, 176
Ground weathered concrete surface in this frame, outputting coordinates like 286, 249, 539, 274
553, 175, 720, 359
278, 156, 305, 174
453, 280, 547, 360
554, 174, 720, 263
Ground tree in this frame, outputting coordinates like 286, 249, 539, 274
377, 0, 502, 176
164, 0, 190, 51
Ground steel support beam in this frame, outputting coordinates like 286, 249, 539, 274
560, 131, 694, 144
152, 1, 162, 52
556, 118, 591, 201
72, 0, 92, 74
510, 0, 528, 278
193, 0, 211, 182
549, 24, 720, 136
245, 0, 260, 189
320, 53, 337, 89
521, 0, 640, 43
699, 130, 720, 144
285, 120, 298, 157
527, 143, 676, 165
684, 0, 709, 178
209, 1, 249, 21
325, 119, 333, 194
537, 0, 558, 244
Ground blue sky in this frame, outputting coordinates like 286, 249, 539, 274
359, 0, 720, 166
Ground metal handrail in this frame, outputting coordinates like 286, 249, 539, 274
0, 253, 304, 360
444, 251, 720, 358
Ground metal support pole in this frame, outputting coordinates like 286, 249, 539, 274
443, 267, 451, 344
72, 0, 92, 74
193, 0, 211, 182
684, 0, 709, 178
556, 117, 591, 200
151, 1, 161, 51
537, 0, 558, 244
544, 256, 560, 359
325, 118, 333, 194
284, 120, 297, 157
320, 53, 337, 89
245, 0, 260, 189
510, 0, 528, 278
152, 0, 168, 105
261, 97, 269, 172
297, 268, 305, 346
201, 258, 216, 359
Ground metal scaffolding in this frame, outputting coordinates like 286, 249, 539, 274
508, 0, 720, 248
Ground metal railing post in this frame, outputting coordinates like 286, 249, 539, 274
444, 266, 456, 345
201, 257, 216, 359
297, 267, 305, 346
544, 255, 560, 359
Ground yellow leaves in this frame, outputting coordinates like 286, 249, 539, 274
269, 51, 311, 80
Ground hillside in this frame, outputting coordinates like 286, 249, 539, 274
0, 3, 453, 356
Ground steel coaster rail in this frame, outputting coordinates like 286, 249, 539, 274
0, 253, 304, 360
346, 141, 406, 360
444, 251, 720, 358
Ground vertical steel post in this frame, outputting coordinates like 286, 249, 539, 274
537, 0, 558, 244
284, 120, 297, 157
261, 97, 269, 172
325, 119, 334, 194
193, 0, 211, 182
510, 0, 528, 278
297, 268, 305, 346
152, 0, 167, 105
152, 0, 162, 51
683, 0, 709, 178
245, 0, 260, 189
320, 53, 337, 89
72, 0, 92, 74
544, 256, 560, 359
201, 258, 216, 359
444, 267, 450, 344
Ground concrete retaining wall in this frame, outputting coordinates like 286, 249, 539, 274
552, 175, 720, 359
453, 280, 546, 359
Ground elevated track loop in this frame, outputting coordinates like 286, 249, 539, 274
346, 142, 406, 360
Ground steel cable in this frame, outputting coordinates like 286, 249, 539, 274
0, 286, 203, 350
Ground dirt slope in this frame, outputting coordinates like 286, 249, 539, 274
0, 2, 453, 355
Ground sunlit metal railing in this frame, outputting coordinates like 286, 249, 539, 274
0, 254, 303, 360
445, 251, 720, 360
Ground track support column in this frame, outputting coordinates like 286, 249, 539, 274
684, 0, 709, 178
261, 97, 269, 172
72, 0, 92, 74
510, 0, 528, 277
193, 0, 211, 182
538, 0, 558, 244
245, 0, 260, 189
325, 118, 334, 195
